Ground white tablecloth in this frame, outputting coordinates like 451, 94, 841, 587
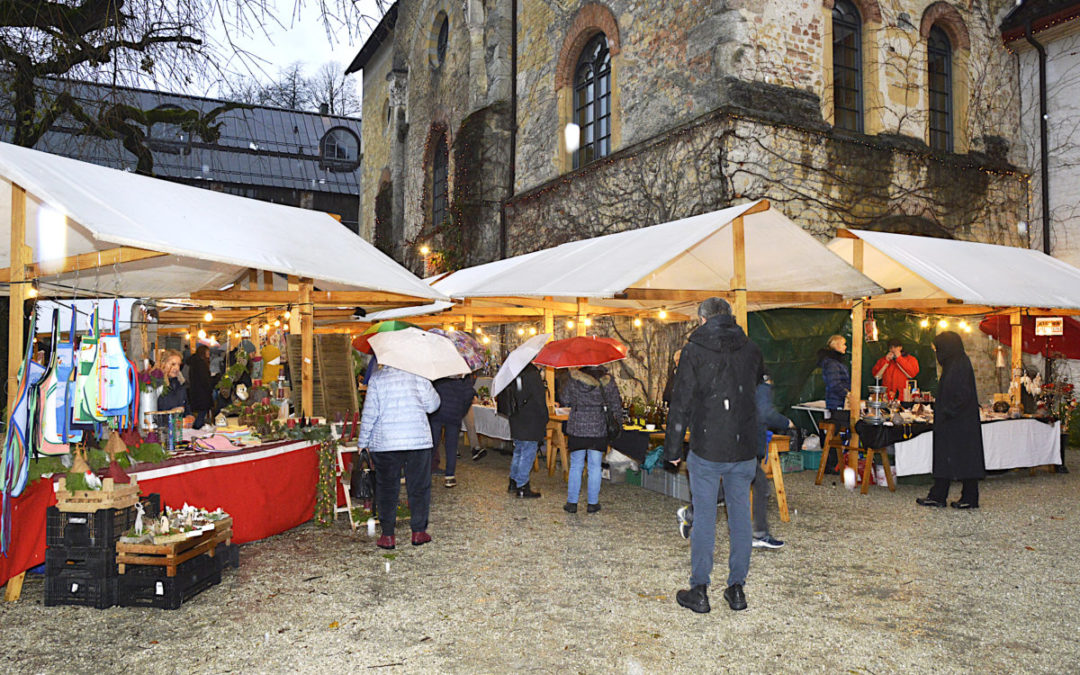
464, 404, 511, 441
894, 419, 1061, 476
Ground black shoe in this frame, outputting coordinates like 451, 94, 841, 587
916, 497, 946, 508
723, 584, 747, 611
516, 482, 541, 499
676, 585, 710, 613
472, 447, 487, 461
1056, 464, 1069, 474
586, 503, 601, 514
563, 502, 577, 513
950, 500, 979, 509
508, 478, 516, 493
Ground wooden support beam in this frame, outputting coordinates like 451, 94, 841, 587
742, 199, 771, 215
544, 303, 555, 409
576, 298, 587, 337
732, 215, 748, 331
300, 279, 314, 417
462, 299, 473, 332
189, 289, 428, 305
849, 299, 866, 447
1011, 310, 1023, 406
0, 246, 166, 283
247, 269, 258, 289
263, 270, 273, 290
615, 288, 842, 305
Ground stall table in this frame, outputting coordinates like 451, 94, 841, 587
1, 440, 319, 590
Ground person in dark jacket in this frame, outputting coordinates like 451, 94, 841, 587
156, 349, 187, 412
665, 297, 763, 614
496, 363, 547, 498
185, 344, 213, 429
559, 364, 622, 513
429, 374, 477, 487
917, 331, 985, 509
818, 334, 851, 430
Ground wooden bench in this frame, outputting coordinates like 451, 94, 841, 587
761, 434, 792, 522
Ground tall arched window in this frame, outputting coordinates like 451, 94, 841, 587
832, 0, 863, 133
431, 134, 449, 227
927, 25, 953, 152
572, 33, 611, 169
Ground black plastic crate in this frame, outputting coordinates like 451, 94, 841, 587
45, 546, 117, 578
214, 543, 240, 572
117, 552, 221, 610
43, 570, 118, 609
46, 494, 161, 549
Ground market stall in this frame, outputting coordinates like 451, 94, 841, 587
1, 143, 445, 600
826, 229, 1080, 467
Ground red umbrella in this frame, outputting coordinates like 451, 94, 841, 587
351, 320, 418, 354
533, 336, 626, 368
595, 336, 629, 357
979, 315, 1080, 359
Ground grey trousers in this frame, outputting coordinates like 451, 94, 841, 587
687, 452, 756, 588
718, 462, 770, 537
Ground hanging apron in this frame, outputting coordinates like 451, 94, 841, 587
73, 305, 106, 423
2, 311, 46, 554
95, 301, 138, 427
53, 308, 82, 443
38, 311, 70, 454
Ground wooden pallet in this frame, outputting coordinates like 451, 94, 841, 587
55, 477, 141, 512
116, 518, 233, 577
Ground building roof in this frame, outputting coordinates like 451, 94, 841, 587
346, 2, 399, 74
1001, 0, 1080, 42
1, 79, 363, 195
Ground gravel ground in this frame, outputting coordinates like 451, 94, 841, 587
3, 450, 1080, 674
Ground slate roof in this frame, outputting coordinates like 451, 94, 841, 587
0, 79, 362, 195
1001, 0, 1080, 41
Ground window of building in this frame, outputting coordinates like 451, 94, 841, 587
430, 12, 449, 69
927, 25, 953, 152
832, 0, 863, 133
431, 134, 449, 227
320, 127, 360, 171
572, 33, 611, 169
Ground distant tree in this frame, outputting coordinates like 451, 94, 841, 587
258, 61, 313, 110
308, 61, 360, 116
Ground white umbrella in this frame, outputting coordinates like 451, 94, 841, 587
368, 327, 471, 380
490, 333, 552, 398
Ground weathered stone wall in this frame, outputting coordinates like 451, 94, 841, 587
359, 43, 393, 244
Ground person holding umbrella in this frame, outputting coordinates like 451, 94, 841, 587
493, 334, 552, 499
428, 373, 476, 487
359, 328, 470, 549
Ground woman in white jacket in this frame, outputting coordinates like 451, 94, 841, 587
357, 365, 441, 549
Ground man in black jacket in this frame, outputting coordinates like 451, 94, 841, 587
665, 297, 763, 614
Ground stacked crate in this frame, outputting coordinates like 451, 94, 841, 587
43, 494, 160, 609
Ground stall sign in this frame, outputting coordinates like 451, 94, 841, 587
1035, 317, 1063, 336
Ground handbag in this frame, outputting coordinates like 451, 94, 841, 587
597, 380, 622, 443
350, 448, 377, 514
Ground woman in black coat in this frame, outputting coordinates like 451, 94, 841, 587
917, 331, 985, 509
429, 374, 477, 487
185, 344, 214, 429
497, 363, 547, 498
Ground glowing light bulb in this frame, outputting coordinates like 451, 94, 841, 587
27, 284, 38, 298
566, 320, 575, 329
658, 309, 668, 320
283, 311, 291, 321
517, 328, 525, 336
246, 324, 252, 330
204, 311, 213, 322
475, 326, 483, 334
185, 333, 191, 340
419, 245, 431, 256
938, 319, 949, 329
633, 317, 642, 327
197, 329, 206, 339
583, 317, 592, 327
529, 327, 537, 335
481, 336, 490, 344
274, 319, 281, 327
920, 318, 930, 328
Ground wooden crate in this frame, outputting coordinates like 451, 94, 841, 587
116, 518, 233, 577
55, 477, 140, 513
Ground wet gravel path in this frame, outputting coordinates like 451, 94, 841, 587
3, 451, 1079, 674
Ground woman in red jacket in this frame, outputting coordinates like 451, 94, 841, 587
872, 338, 920, 398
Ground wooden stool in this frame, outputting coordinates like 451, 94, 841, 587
815, 421, 857, 485
546, 420, 569, 481
860, 446, 896, 494
761, 434, 791, 522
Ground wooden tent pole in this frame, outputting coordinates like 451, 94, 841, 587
4, 184, 30, 603
732, 215, 748, 332
576, 298, 587, 337
543, 303, 555, 408
1011, 310, 1023, 407
300, 278, 314, 418
463, 299, 473, 332
848, 238, 866, 452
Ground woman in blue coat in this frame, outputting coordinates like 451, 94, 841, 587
817, 334, 851, 430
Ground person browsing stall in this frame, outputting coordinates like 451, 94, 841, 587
817, 334, 851, 430
872, 338, 920, 399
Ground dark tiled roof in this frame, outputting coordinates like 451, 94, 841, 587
1001, 0, 1080, 41
346, 2, 398, 74
1, 79, 362, 195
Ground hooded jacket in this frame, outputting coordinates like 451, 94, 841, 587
357, 366, 441, 452
664, 314, 763, 464
817, 347, 850, 410
931, 331, 985, 480
561, 366, 622, 439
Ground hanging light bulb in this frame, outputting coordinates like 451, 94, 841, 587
566, 320, 575, 329
283, 310, 291, 321
482, 335, 490, 344
959, 320, 971, 333
204, 311, 213, 322
583, 317, 592, 327
264, 322, 271, 332
938, 319, 949, 329
27, 281, 38, 298
517, 328, 525, 336
448, 326, 456, 332
633, 317, 642, 327
246, 323, 252, 330
475, 326, 483, 334
419, 244, 431, 256
197, 329, 207, 339
920, 318, 930, 328
272, 319, 279, 327
658, 309, 668, 320
184, 332, 191, 340
528, 326, 537, 335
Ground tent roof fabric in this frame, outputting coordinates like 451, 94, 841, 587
0, 142, 444, 301
827, 229, 1080, 310
431, 201, 883, 310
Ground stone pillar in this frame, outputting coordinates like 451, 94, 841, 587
387, 67, 409, 263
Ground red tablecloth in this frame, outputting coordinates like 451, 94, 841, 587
1, 440, 318, 588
